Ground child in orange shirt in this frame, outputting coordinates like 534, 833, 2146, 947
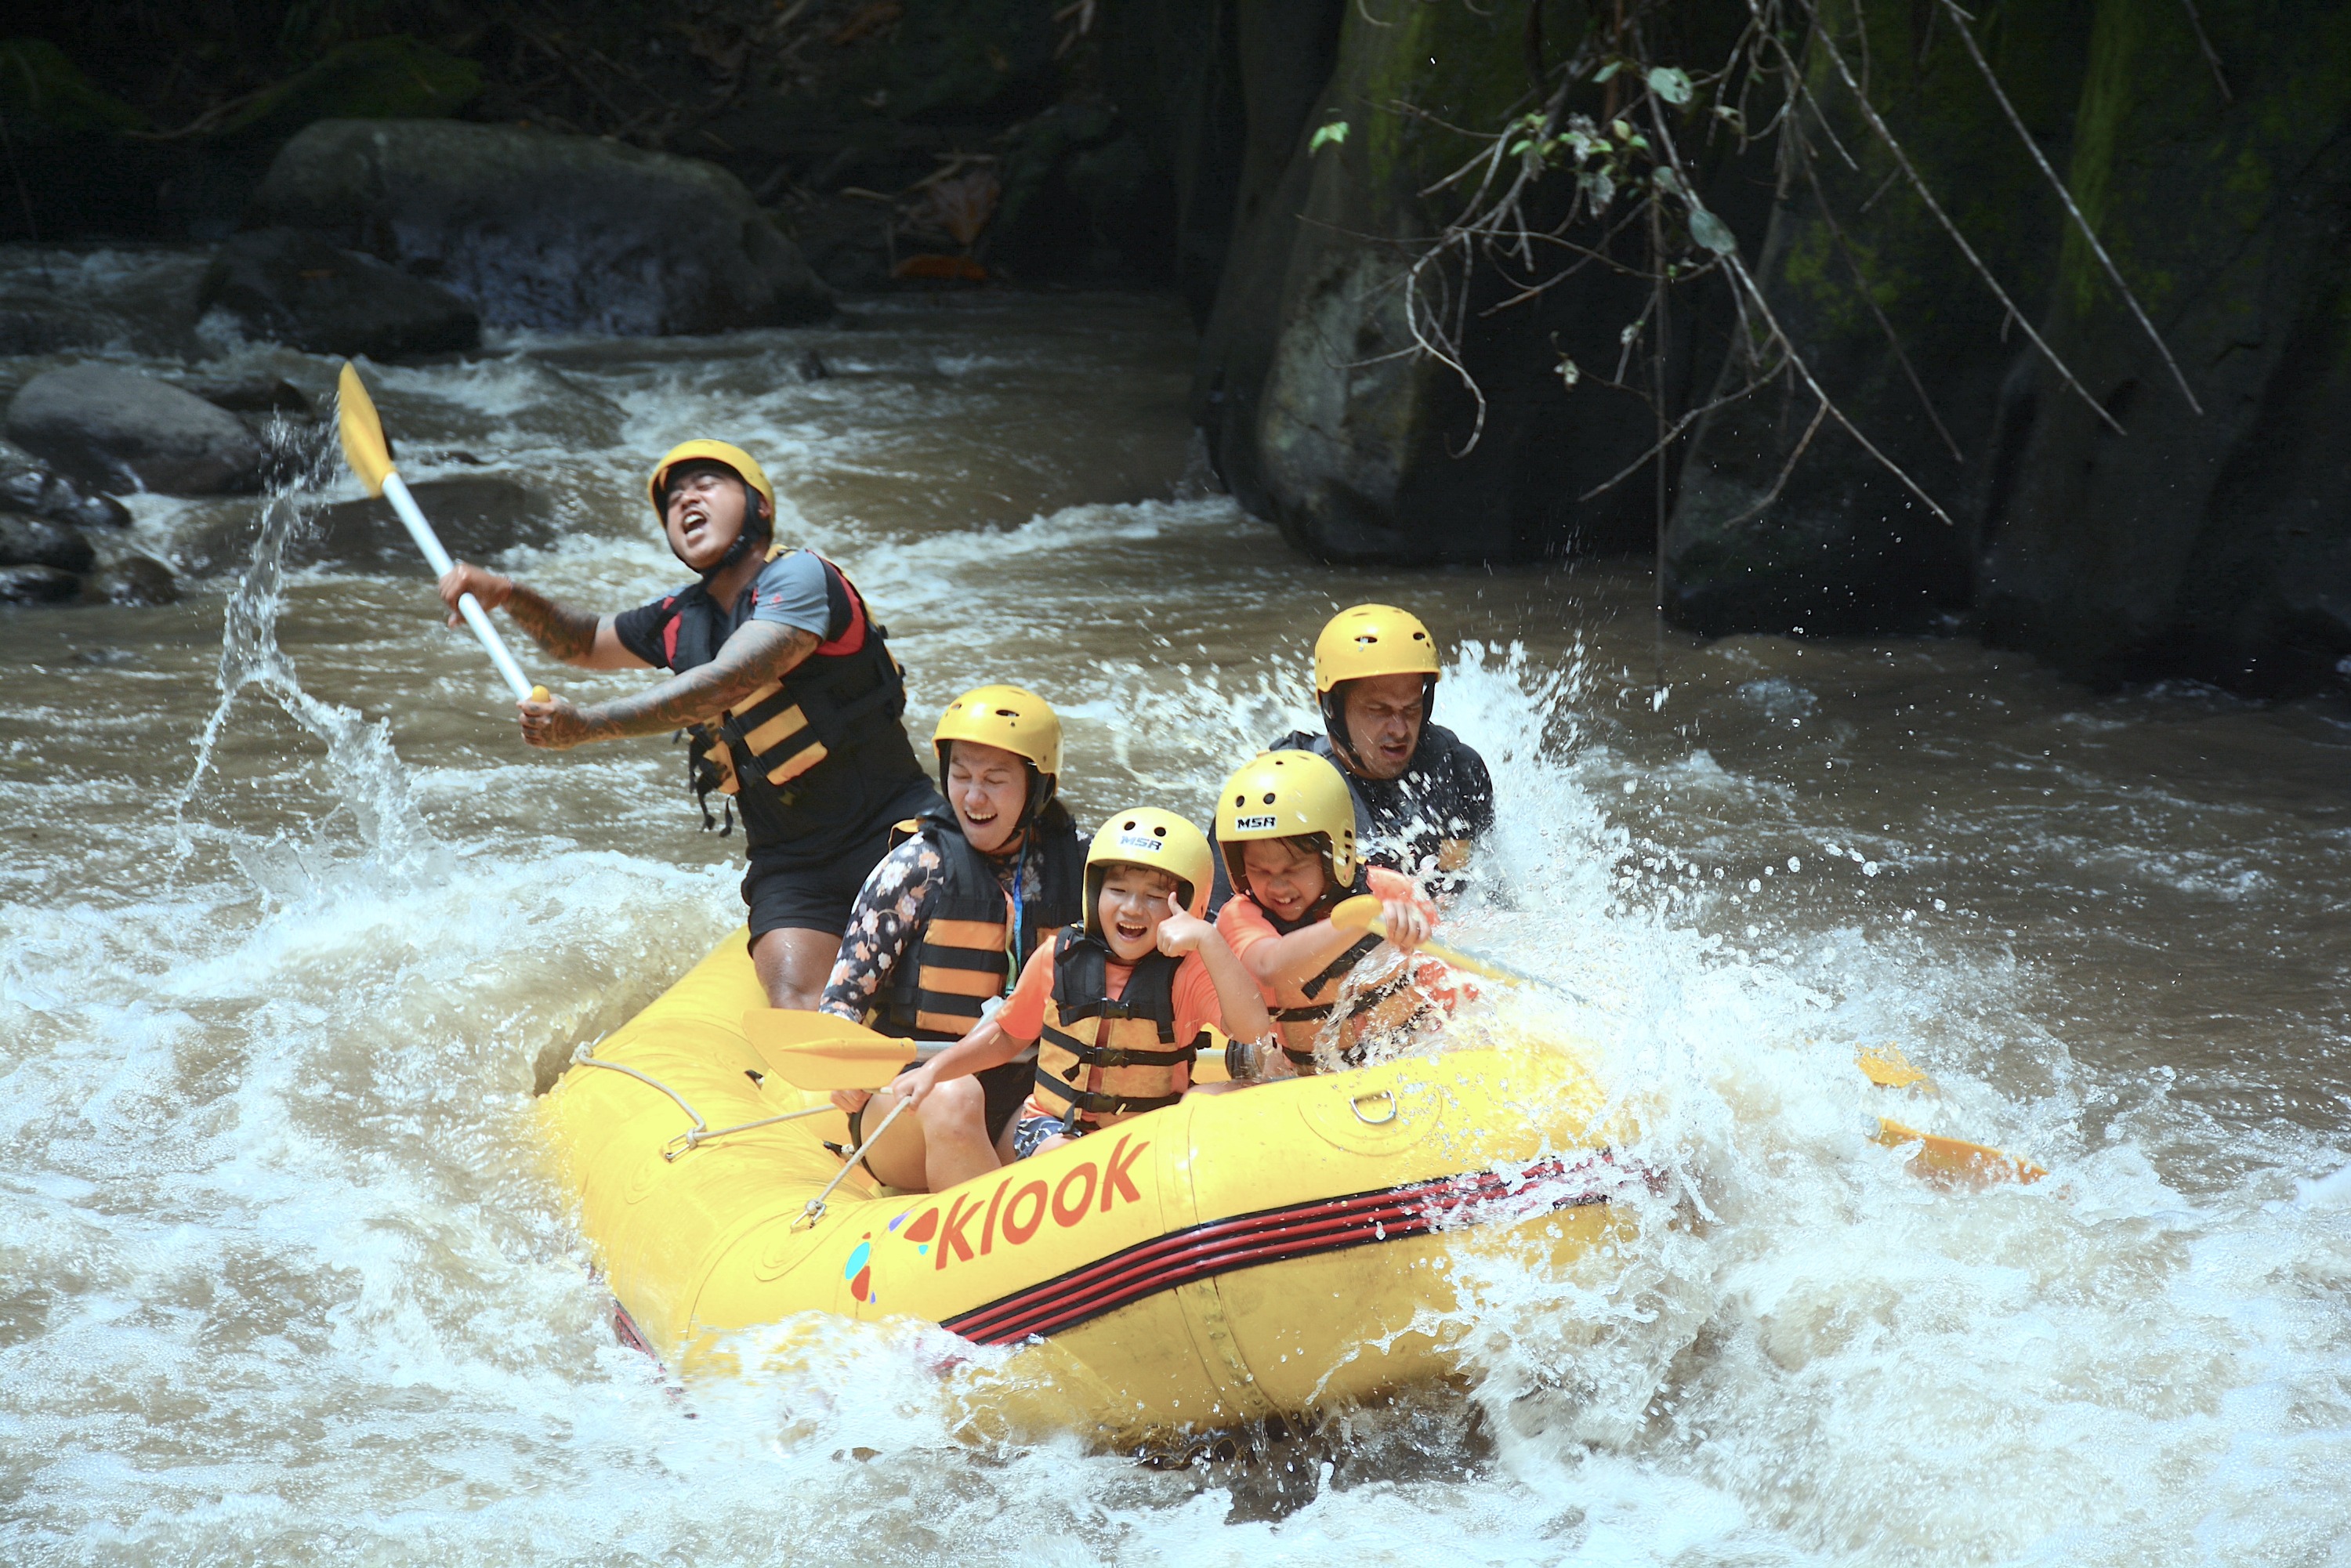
890, 807, 1273, 1158
1214, 751, 1447, 1073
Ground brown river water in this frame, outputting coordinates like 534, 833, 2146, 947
2, 248, 2349, 1565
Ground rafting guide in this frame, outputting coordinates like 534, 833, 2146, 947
435, 438, 936, 1009
1212, 605, 1495, 908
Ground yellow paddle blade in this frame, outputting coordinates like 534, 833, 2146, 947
1857, 1043, 1936, 1092
1875, 1117, 2046, 1187
741, 1009, 917, 1090
336, 362, 395, 497
1329, 894, 1379, 932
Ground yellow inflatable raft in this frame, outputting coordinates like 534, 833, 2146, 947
540, 932, 1650, 1443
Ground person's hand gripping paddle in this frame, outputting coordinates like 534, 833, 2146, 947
336, 362, 547, 707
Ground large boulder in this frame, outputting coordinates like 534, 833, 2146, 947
245, 119, 831, 335
0, 449, 131, 529
0, 565, 80, 605
181, 476, 551, 577
1980, 1, 2351, 690
6, 366, 265, 495
197, 227, 479, 358
82, 555, 178, 607
0, 515, 96, 574
1181, 0, 1755, 562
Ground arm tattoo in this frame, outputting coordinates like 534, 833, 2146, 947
576, 621, 819, 741
502, 583, 600, 661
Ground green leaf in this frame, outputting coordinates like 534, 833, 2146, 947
1310, 120, 1349, 155
1690, 206, 1737, 255
1646, 67, 1694, 107
1593, 60, 1624, 84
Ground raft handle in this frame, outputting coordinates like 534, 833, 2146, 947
1351, 1090, 1398, 1126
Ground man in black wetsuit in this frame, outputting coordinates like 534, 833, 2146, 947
1215, 604, 1493, 904
436, 439, 936, 1009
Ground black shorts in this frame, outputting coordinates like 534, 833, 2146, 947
741, 823, 904, 940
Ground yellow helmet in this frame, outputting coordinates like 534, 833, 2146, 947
1085, 807, 1212, 935
1215, 749, 1360, 894
933, 684, 1062, 824
1313, 603, 1440, 770
647, 439, 776, 523
1313, 604, 1440, 693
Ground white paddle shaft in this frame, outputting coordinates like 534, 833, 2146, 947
382, 470, 536, 701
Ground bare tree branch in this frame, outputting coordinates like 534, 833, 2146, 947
1937, 0, 2203, 413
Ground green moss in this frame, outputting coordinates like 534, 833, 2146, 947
0, 38, 146, 134
215, 35, 480, 143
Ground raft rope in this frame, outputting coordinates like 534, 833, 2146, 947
569, 1042, 835, 1162
794, 1095, 911, 1230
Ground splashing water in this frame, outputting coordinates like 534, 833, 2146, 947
3, 278, 2350, 1566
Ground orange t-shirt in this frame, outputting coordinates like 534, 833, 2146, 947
1216, 867, 1429, 996
997, 931, 1228, 1045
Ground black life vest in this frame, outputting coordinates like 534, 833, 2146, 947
876, 803, 1085, 1041
1031, 927, 1202, 1128
669, 550, 926, 850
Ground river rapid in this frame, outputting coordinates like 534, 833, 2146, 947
3, 248, 2349, 1566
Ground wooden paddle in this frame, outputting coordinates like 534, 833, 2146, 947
336, 362, 545, 704
1330, 897, 2046, 1186
743, 1009, 918, 1090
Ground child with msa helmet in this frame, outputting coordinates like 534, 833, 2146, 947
1215, 750, 1448, 1074
886, 808, 1274, 1160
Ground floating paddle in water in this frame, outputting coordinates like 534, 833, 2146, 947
336, 361, 545, 704
1857, 1041, 1936, 1090
1874, 1117, 2046, 1186
744, 1009, 918, 1090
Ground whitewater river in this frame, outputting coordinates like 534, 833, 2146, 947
3, 250, 2349, 1565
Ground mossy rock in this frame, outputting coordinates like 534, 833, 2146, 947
212, 35, 481, 145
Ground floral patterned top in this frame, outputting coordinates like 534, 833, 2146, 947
818, 831, 1044, 1023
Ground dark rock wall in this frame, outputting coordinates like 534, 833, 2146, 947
1161, 1, 1734, 562
1667, 0, 2094, 637
1980, 0, 2351, 690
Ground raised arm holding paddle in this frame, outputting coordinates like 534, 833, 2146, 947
342, 361, 935, 1009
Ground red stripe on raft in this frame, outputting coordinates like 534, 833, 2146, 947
940, 1151, 1645, 1347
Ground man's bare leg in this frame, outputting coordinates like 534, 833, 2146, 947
752, 926, 841, 1011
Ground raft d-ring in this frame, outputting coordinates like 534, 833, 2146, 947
1350, 1090, 1398, 1126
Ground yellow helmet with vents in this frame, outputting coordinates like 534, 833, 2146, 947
646, 439, 776, 522
1085, 807, 1213, 933
1215, 750, 1360, 894
1312, 604, 1440, 692
934, 684, 1063, 824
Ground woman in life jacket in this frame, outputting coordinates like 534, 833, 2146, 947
1212, 750, 1452, 1073
818, 685, 1085, 1193
435, 438, 934, 1009
885, 807, 1274, 1162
